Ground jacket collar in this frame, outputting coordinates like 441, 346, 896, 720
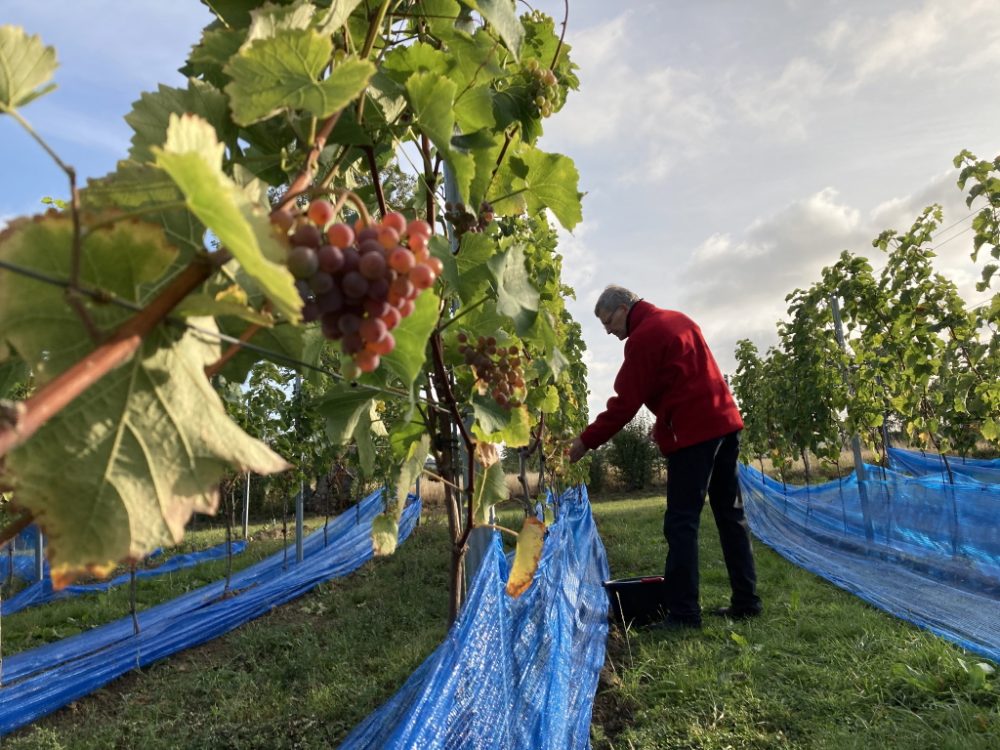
626, 299, 653, 337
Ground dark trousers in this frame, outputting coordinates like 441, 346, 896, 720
663, 431, 760, 622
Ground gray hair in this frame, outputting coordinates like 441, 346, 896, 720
594, 285, 640, 317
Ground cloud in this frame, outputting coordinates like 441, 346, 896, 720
542, 14, 720, 183
725, 57, 830, 141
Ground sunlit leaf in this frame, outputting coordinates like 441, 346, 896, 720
488, 243, 539, 334
506, 516, 545, 597
126, 80, 234, 163
381, 289, 439, 388
224, 29, 375, 125
466, 0, 523, 58
471, 395, 531, 447
153, 113, 302, 322
0, 26, 58, 110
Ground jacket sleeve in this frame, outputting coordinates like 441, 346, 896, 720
579, 338, 656, 450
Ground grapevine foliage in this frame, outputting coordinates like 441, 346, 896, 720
733, 159, 1000, 474
0, 1, 590, 597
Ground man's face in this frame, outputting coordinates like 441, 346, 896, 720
598, 304, 628, 340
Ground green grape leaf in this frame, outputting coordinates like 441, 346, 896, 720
982, 418, 999, 442
406, 71, 474, 203
389, 417, 428, 461
224, 29, 375, 125
506, 516, 546, 597
0, 357, 29, 398
538, 384, 559, 413
0, 217, 287, 581
83, 161, 204, 262
172, 292, 273, 326
487, 244, 539, 335
466, 0, 523, 58
471, 395, 531, 447
353, 402, 378, 477
126, 80, 234, 163
371, 513, 399, 557
455, 231, 497, 304
317, 0, 366, 34
181, 27, 246, 89
382, 41, 449, 83
506, 146, 582, 230
245, 0, 317, 45
381, 289, 439, 389
0, 215, 177, 380
454, 84, 496, 133
429, 234, 459, 290
216, 320, 324, 385
152, 113, 301, 322
314, 386, 374, 445
0, 26, 58, 110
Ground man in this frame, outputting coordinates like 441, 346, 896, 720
569, 285, 761, 628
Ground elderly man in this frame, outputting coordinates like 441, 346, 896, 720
569, 285, 761, 628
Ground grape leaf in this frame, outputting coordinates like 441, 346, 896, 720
405, 72, 475, 203
0, 26, 58, 110
471, 395, 531, 447
465, 0, 523, 58
84, 161, 205, 263
153, 113, 302, 323
317, 0, 366, 35
0, 358, 28, 398
373, 433, 429, 555
181, 26, 246, 89
472, 443, 507, 525
172, 291, 273, 326
126, 80, 235, 163
0, 216, 288, 584
0, 215, 177, 380
245, 0, 317, 45
381, 289, 439, 389
224, 29, 375, 125
487, 243, 539, 335
314, 386, 374, 445
506, 516, 545, 597
507, 145, 583, 230
454, 232, 497, 304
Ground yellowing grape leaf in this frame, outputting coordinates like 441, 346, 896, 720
0, 215, 289, 585
373, 433, 430, 555
0, 26, 58, 110
506, 516, 546, 598
153, 113, 302, 323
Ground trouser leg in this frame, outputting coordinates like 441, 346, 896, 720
708, 431, 761, 612
663, 438, 720, 622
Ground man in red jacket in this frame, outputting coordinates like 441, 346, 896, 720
569, 285, 761, 628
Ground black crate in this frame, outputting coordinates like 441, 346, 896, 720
603, 576, 667, 627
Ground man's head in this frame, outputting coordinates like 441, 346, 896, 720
594, 285, 640, 340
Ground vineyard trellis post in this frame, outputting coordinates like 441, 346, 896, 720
829, 294, 874, 543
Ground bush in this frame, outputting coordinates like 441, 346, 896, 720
608, 413, 660, 491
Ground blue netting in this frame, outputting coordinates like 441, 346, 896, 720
338, 485, 610, 750
1, 539, 247, 616
0, 525, 43, 581
740, 464, 1000, 662
888, 446, 1000, 484
0, 489, 420, 737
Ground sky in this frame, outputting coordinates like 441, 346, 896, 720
3, 1, 999, 421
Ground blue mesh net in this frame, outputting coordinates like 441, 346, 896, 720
0, 525, 42, 581
889, 446, 1000, 484
338, 485, 610, 750
0, 490, 420, 737
1, 539, 248, 616
740, 464, 1000, 662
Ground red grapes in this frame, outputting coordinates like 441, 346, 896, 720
456, 331, 525, 409
272, 200, 439, 374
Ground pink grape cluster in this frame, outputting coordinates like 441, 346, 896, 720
457, 332, 525, 409
443, 200, 494, 239
271, 201, 442, 374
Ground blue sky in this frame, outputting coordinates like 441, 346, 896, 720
3, 1, 1000, 418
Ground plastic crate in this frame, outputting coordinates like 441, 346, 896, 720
603, 576, 667, 627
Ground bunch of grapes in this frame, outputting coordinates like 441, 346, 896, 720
443, 201, 494, 239
456, 332, 525, 409
270, 200, 443, 374
524, 59, 559, 118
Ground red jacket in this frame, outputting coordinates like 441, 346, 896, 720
580, 301, 743, 456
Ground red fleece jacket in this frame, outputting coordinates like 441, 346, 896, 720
580, 301, 743, 456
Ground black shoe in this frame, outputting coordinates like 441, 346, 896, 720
711, 606, 761, 620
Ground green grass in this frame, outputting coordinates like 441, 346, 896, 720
3, 498, 998, 749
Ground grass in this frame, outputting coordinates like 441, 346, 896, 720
2, 496, 998, 749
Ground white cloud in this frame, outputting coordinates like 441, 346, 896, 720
725, 57, 829, 140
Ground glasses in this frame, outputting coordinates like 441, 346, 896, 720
599, 307, 619, 330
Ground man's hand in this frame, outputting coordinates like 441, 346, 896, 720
568, 437, 588, 464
